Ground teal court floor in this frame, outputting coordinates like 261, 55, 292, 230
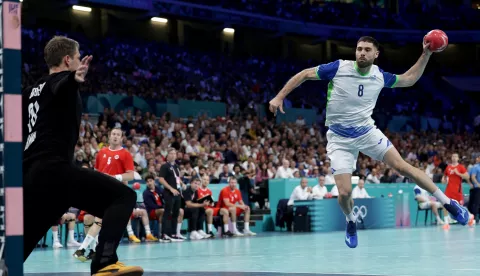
25, 225, 480, 276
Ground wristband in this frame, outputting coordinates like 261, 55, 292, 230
115, 174, 123, 182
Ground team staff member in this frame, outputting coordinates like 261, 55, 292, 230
22, 36, 141, 275
183, 178, 212, 240
158, 148, 185, 242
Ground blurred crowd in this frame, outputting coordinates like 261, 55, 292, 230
21, 26, 480, 193
75, 109, 480, 192
179, 0, 480, 30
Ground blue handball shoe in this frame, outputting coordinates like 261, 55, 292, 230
345, 221, 358, 248
443, 199, 469, 225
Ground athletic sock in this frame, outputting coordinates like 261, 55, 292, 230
90, 235, 98, 252
79, 234, 95, 250
144, 225, 152, 236
52, 230, 59, 243
208, 224, 213, 232
224, 224, 229, 232
346, 210, 356, 222
244, 222, 250, 231
126, 224, 134, 236
232, 223, 238, 232
68, 230, 75, 242
433, 189, 451, 205
176, 223, 182, 236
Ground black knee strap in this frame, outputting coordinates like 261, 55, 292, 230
65, 219, 76, 223
94, 221, 102, 228
84, 222, 93, 228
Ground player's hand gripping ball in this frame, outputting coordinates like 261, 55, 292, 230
423, 29, 448, 53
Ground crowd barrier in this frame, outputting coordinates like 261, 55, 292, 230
294, 197, 396, 232
268, 178, 472, 231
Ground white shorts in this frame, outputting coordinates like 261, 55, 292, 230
418, 201, 442, 210
326, 128, 393, 175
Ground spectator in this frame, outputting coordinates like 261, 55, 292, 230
352, 178, 370, 199
366, 168, 381, 184
287, 178, 313, 206
413, 184, 444, 225
275, 159, 294, 179
312, 175, 328, 199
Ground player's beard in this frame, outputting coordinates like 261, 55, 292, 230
356, 58, 373, 68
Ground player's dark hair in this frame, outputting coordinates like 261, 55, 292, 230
191, 177, 201, 183
357, 36, 379, 49
145, 174, 155, 182
44, 36, 79, 69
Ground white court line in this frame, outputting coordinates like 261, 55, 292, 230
452, 269, 480, 271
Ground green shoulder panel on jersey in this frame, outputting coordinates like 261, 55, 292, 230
326, 81, 334, 106
390, 75, 399, 88
315, 66, 321, 80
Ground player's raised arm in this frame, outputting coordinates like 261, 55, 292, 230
392, 42, 432, 88
269, 60, 339, 115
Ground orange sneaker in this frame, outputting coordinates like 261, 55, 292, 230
128, 235, 141, 243
92, 261, 143, 275
145, 234, 158, 242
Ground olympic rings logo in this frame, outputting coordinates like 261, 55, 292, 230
352, 205, 368, 221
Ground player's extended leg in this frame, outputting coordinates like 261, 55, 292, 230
335, 173, 357, 248
384, 147, 470, 225
326, 131, 359, 248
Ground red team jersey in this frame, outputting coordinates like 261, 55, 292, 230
218, 186, 242, 208
197, 187, 213, 207
95, 147, 134, 176
444, 164, 467, 202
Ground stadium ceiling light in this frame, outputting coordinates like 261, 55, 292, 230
151, 17, 168, 23
223, 28, 235, 34
72, 5, 92, 12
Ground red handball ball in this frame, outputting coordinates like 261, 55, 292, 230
132, 182, 141, 190
424, 29, 448, 53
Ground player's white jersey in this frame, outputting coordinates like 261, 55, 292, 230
315, 60, 397, 138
